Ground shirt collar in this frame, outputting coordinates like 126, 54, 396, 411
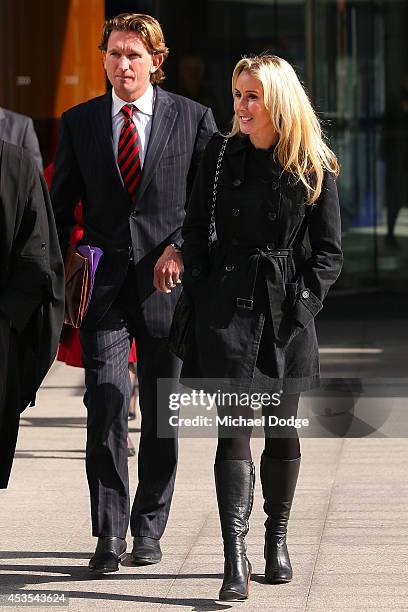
111, 84, 155, 117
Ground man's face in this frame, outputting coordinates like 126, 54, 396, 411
103, 30, 163, 101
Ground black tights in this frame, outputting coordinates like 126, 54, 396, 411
215, 392, 301, 462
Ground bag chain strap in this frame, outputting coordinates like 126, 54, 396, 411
208, 137, 228, 248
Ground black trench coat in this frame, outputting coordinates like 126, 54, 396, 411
0, 140, 65, 488
179, 133, 343, 393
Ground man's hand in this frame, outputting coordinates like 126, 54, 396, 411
153, 245, 184, 294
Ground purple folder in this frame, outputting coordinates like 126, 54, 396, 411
76, 245, 103, 314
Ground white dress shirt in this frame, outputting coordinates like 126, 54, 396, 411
111, 84, 155, 171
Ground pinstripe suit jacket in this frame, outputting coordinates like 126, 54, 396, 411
51, 86, 217, 335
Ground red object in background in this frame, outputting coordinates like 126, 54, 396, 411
45, 163, 137, 367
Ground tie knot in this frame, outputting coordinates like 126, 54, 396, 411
121, 104, 135, 120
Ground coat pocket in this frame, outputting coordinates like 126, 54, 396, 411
277, 282, 299, 344
284, 282, 298, 309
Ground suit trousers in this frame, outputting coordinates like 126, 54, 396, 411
80, 266, 181, 539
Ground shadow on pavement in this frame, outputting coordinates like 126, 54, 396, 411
0, 563, 232, 611
20, 417, 87, 428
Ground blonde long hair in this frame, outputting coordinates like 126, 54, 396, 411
230, 55, 339, 204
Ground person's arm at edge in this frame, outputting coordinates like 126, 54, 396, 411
154, 106, 218, 293
22, 116, 44, 173
0, 162, 57, 333
180, 134, 224, 296
51, 112, 85, 259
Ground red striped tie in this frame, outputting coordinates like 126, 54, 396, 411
118, 104, 142, 201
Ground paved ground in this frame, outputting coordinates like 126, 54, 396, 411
1, 293, 407, 611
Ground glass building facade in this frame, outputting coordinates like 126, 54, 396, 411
1, 0, 407, 292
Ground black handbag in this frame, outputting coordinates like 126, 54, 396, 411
167, 290, 193, 360
168, 138, 228, 360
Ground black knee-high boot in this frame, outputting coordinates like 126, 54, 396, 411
214, 460, 255, 601
260, 453, 301, 583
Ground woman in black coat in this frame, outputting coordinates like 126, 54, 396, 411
179, 55, 342, 601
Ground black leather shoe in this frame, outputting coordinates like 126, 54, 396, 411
88, 536, 127, 574
131, 536, 162, 565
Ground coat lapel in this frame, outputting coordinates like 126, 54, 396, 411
136, 86, 178, 203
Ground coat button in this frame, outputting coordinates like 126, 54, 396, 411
225, 264, 235, 272
266, 242, 275, 251
232, 208, 240, 216
301, 289, 310, 299
191, 268, 201, 278
232, 178, 242, 187
271, 181, 279, 190
267, 212, 277, 221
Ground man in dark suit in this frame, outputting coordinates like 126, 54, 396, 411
0, 107, 43, 171
51, 13, 217, 574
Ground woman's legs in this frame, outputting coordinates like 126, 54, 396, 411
127, 363, 137, 457
215, 436, 252, 461
213, 390, 303, 595
215, 398, 253, 460
261, 393, 302, 583
215, 392, 301, 460
128, 362, 138, 421
263, 392, 301, 459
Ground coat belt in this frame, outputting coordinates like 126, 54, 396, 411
232, 246, 292, 339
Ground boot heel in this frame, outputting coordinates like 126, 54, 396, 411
119, 549, 127, 563
219, 588, 249, 602
219, 557, 251, 601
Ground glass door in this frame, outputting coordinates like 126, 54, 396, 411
313, 0, 408, 290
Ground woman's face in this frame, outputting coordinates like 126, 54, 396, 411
233, 70, 276, 146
